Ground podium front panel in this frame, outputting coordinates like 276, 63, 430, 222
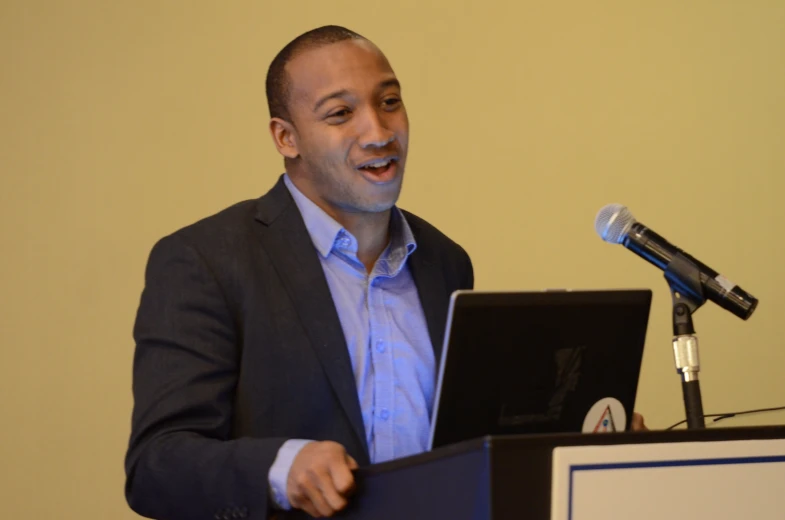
551, 438, 785, 520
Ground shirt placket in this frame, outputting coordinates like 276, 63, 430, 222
367, 274, 395, 462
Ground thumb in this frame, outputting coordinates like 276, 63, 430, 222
346, 454, 359, 470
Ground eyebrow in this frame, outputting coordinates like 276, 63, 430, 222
312, 79, 401, 113
313, 89, 350, 113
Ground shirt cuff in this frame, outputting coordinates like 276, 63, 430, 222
268, 439, 313, 510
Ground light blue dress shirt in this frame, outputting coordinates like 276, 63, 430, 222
267, 174, 436, 509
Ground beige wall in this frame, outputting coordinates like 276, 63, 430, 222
1, 1, 783, 517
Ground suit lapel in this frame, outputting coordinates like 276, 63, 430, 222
253, 177, 368, 461
407, 240, 450, 367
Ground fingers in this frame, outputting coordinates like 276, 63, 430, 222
291, 471, 335, 518
320, 470, 350, 512
329, 455, 357, 498
288, 485, 315, 516
631, 412, 648, 431
286, 441, 358, 517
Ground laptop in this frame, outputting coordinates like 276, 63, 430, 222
428, 289, 652, 450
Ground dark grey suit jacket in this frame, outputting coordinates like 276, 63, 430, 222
125, 175, 474, 520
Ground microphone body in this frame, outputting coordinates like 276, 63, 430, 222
596, 204, 757, 431
596, 206, 758, 320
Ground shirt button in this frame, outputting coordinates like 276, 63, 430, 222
380, 408, 389, 421
376, 340, 385, 353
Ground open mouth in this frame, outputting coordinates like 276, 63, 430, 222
357, 157, 397, 175
356, 156, 399, 183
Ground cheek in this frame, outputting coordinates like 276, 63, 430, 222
391, 113, 409, 145
305, 139, 355, 175
301, 130, 346, 161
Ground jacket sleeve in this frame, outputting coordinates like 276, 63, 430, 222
125, 233, 286, 520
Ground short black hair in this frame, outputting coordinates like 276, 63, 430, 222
265, 25, 367, 122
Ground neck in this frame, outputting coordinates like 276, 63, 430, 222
339, 210, 391, 273
287, 173, 391, 273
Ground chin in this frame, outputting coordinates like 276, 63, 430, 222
357, 198, 398, 213
366, 187, 402, 212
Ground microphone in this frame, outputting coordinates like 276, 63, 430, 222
594, 203, 758, 320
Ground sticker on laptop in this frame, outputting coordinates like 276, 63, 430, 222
582, 397, 626, 433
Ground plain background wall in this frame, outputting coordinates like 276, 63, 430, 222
1, 1, 783, 517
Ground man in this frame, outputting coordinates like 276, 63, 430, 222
125, 26, 473, 520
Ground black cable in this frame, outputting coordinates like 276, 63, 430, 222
665, 405, 785, 430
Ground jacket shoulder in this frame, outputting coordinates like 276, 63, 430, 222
400, 209, 470, 258
400, 209, 474, 289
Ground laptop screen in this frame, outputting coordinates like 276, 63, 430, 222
428, 289, 652, 450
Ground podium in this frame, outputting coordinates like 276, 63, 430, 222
336, 425, 785, 520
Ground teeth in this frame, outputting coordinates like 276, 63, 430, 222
363, 159, 391, 168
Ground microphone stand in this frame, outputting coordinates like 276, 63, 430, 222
664, 253, 707, 429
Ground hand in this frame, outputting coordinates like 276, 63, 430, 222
286, 441, 358, 517
631, 412, 649, 431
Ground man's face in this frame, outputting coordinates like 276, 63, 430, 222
279, 39, 409, 216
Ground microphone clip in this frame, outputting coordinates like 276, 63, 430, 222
665, 252, 706, 429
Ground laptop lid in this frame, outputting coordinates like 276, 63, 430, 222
428, 289, 652, 450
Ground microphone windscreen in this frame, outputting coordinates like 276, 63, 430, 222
595, 203, 635, 244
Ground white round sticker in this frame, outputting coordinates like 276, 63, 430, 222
582, 397, 627, 433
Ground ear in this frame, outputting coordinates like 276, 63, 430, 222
269, 117, 300, 160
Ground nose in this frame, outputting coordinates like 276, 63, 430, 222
358, 109, 395, 149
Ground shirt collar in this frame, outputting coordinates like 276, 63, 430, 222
283, 173, 417, 268
283, 174, 343, 258
386, 205, 417, 271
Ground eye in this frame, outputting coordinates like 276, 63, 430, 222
382, 97, 402, 110
326, 108, 351, 123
